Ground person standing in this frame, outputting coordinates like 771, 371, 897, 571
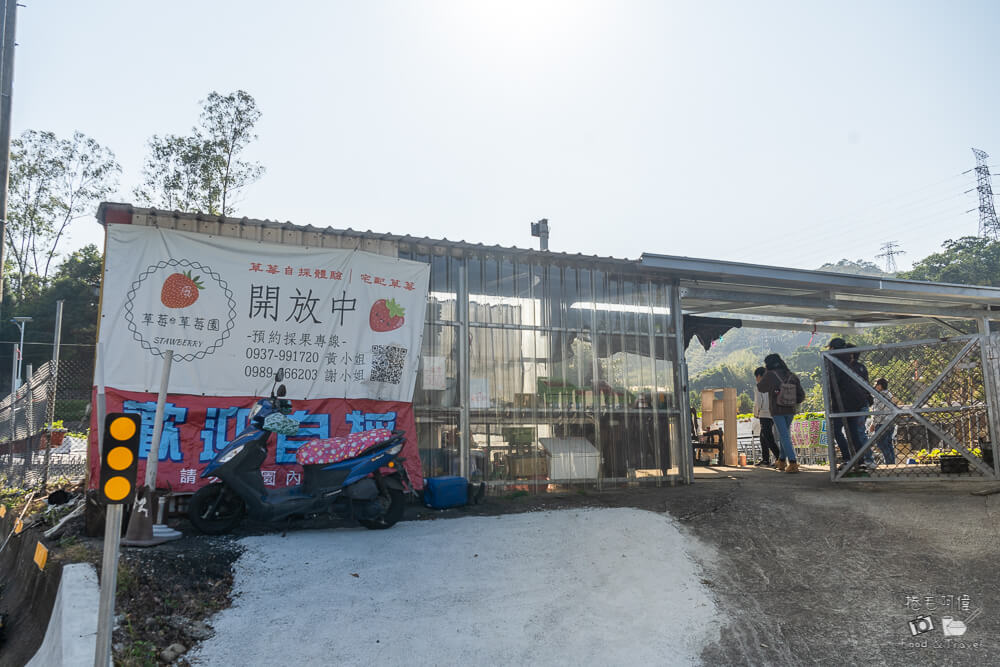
753, 366, 781, 466
868, 377, 896, 465
757, 353, 806, 473
826, 338, 874, 471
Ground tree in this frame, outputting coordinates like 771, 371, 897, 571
900, 236, 1000, 287
134, 90, 264, 216
0, 245, 102, 403
6, 130, 119, 302
200, 90, 264, 215
132, 134, 210, 213
817, 258, 888, 277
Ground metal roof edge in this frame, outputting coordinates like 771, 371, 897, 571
640, 252, 1000, 302
95, 202, 642, 268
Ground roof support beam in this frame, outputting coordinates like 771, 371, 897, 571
679, 286, 995, 321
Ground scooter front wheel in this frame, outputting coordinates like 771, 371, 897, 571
189, 483, 246, 535
359, 488, 405, 530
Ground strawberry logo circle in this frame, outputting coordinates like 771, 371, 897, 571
124, 259, 237, 362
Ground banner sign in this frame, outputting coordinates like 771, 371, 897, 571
99, 224, 429, 402
88, 388, 422, 491
790, 419, 827, 448
93, 224, 430, 490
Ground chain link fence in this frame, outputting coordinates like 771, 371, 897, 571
823, 335, 999, 481
0, 353, 95, 489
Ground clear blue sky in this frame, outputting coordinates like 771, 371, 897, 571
10, 0, 1000, 271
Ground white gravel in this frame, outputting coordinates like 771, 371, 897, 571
189, 508, 722, 666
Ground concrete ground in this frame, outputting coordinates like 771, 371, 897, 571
182, 464, 1000, 666
190, 509, 722, 666
675, 465, 1000, 666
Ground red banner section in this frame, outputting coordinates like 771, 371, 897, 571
88, 388, 423, 492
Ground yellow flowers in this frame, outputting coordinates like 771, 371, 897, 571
913, 447, 981, 462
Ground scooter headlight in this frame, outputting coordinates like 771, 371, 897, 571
217, 444, 245, 463
388, 443, 403, 456
248, 403, 263, 420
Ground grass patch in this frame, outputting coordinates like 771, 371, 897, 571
119, 637, 158, 667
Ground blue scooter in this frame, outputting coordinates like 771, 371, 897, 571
188, 371, 412, 534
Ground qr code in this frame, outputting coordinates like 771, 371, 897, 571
371, 345, 407, 384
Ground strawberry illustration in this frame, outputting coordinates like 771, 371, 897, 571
160, 270, 203, 308
370, 298, 405, 332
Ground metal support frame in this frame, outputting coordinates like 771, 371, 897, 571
457, 258, 470, 479
978, 318, 1000, 476
646, 281, 662, 481
679, 285, 996, 321
589, 277, 603, 490
671, 282, 693, 484
823, 335, 999, 481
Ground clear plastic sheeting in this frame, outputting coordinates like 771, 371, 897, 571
400, 249, 683, 490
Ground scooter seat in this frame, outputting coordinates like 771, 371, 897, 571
295, 428, 395, 466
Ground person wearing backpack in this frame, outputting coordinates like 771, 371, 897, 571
756, 353, 806, 473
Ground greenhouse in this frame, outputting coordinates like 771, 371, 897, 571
95, 204, 1000, 488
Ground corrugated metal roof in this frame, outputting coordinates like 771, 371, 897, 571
95, 202, 639, 268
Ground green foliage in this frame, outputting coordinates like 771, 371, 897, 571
817, 258, 889, 276
1, 245, 102, 388
901, 236, 1000, 287
737, 391, 753, 413
7, 130, 119, 302
134, 90, 264, 216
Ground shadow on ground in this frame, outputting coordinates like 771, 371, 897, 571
429, 466, 1000, 667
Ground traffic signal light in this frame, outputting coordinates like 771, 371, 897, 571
100, 413, 140, 504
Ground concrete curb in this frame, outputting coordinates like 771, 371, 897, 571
26, 563, 99, 667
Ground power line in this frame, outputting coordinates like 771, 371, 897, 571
875, 241, 905, 273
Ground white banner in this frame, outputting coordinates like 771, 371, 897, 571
99, 225, 429, 402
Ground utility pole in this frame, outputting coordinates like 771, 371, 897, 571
0, 0, 18, 305
971, 148, 1000, 240
875, 241, 904, 274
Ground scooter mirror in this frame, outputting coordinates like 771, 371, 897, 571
276, 384, 287, 397
275, 369, 284, 383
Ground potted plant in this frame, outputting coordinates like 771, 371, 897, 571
939, 449, 970, 474
42, 420, 67, 448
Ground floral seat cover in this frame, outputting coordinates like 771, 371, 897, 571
296, 428, 395, 466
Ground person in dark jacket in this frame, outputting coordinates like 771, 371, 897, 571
756, 353, 806, 473
826, 338, 874, 470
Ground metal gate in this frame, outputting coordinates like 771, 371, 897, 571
821, 334, 1000, 481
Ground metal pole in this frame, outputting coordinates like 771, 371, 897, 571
590, 271, 602, 491
41, 299, 63, 487
670, 282, 693, 484
0, 0, 19, 296
978, 317, 1000, 478
94, 503, 122, 667
16, 320, 24, 388
8, 343, 14, 442
820, 352, 839, 481
646, 281, 662, 482
95, 342, 106, 462
457, 259, 470, 479
144, 350, 173, 488
24, 361, 30, 433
